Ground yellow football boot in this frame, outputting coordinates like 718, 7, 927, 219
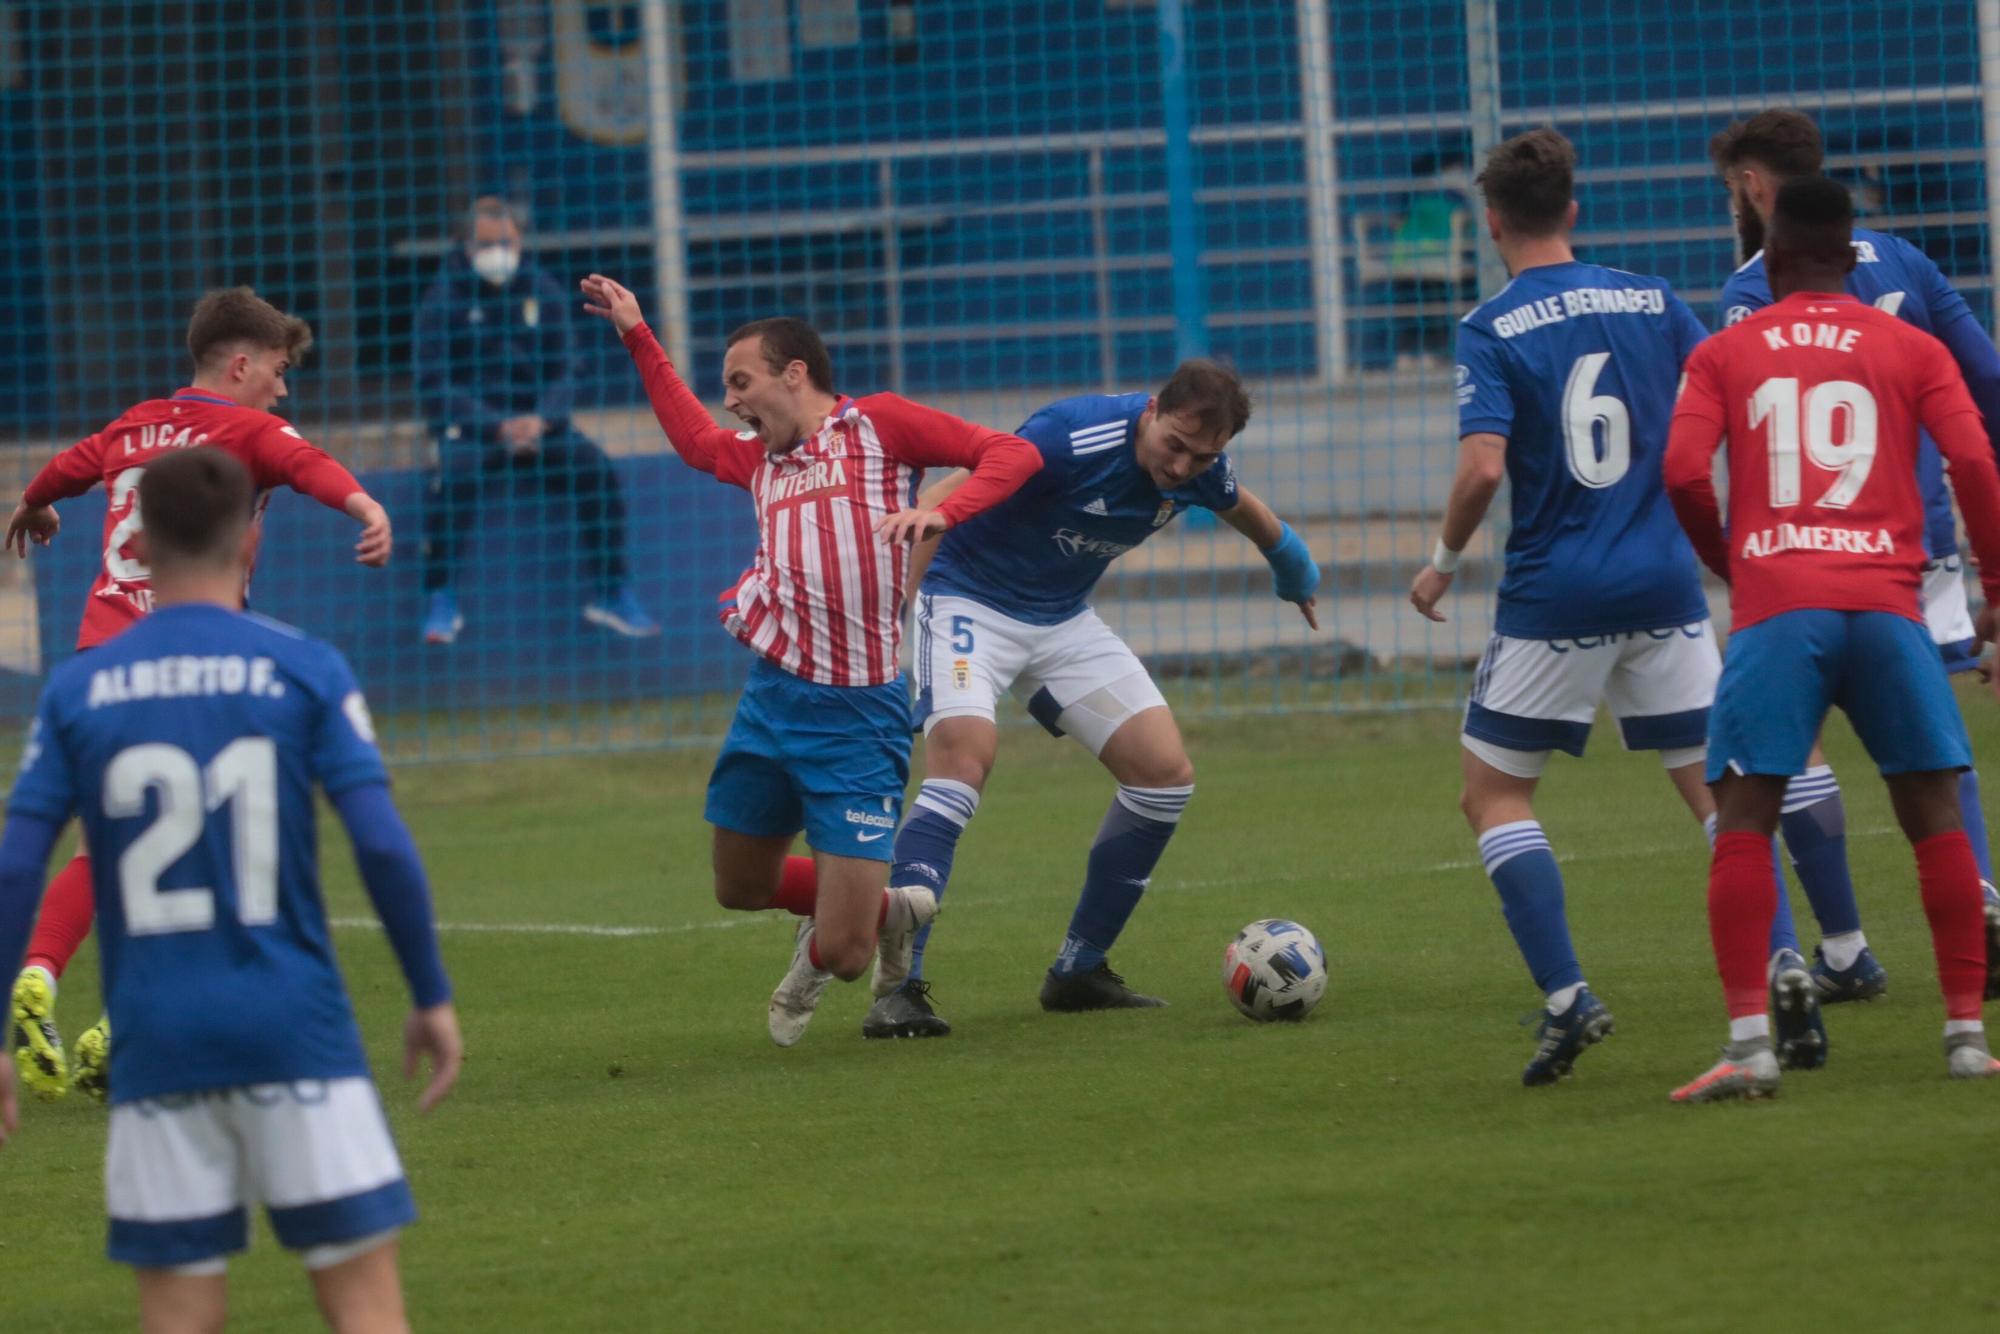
72, 1016, 110, 1103
9, 967, 68, 1100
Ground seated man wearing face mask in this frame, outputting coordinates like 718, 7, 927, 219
412, 196, 658, 643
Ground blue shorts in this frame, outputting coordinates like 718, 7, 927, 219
1707, 609, 1972, 783
705, 657, 911, 862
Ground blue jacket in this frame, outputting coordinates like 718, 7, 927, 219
414, 254, 580, 445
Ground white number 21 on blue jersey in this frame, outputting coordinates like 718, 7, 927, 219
103, 738, 278, 936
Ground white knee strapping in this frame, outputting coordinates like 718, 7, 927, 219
1659, 744, 1706, 771
1461, 732, 1550, 779
303, 1228, 400, 1272
1059, 671, 1169, 756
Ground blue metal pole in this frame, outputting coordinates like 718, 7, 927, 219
1158, 0, 1209, 361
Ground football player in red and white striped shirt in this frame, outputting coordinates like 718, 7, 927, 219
582, 275, 1041, 1045
5, 287, 392, 1100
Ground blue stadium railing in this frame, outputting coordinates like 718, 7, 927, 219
1, 1, 1992, 760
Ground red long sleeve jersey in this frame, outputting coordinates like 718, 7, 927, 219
23, 388, 365, 649
1665, 292, 2000, 630
622, 323, 1042, 686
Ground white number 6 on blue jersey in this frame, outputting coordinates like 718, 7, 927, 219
1562, 352, 1631, 489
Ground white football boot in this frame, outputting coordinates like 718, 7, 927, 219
1670, 1036, 1781, 1104
1945, 1029, 2000, 1079
768, 920, 833, 1048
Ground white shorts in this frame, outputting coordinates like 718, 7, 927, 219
913, 593, 1167, 756
1923, 554, 1979, 672
1463, 620, 1720, 776
106, 1078, 414, 1272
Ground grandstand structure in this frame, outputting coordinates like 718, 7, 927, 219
0, 1, 1992, 757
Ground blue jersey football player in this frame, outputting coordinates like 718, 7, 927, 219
0, 449, 460, 1331
862, 359, 1322, 1038
1407, 128, 1812, 1084
1711, 107, 2000, 1007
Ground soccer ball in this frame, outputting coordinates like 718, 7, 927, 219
1222, 919, 1328, 1022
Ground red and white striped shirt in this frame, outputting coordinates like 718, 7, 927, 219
622, 323, 1042, 686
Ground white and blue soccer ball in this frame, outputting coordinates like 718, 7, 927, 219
1222, 919, 1328, 1022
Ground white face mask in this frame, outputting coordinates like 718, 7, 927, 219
471, 244, 521, 286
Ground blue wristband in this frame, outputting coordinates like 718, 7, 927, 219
1263, 522, 1320, 603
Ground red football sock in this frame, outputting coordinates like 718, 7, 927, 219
24, 854, 95, 980
1709, 832, 1778, 1019
1915, 830, 1986, 1022
769, 856, 818, 917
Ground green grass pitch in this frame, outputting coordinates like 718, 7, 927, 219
6, 692, 2000, 1331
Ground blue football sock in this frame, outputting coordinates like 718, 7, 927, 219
890, 778, 979, 982
1779, 766, 1862, 938
1054, 784, 1192, 975
1707, 812, 1802, 958
1765, 845, 1801, 957
1960, 769, 1994, 884
1478, 821, 1583, 996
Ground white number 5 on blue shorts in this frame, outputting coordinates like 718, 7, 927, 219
106, 1077, 414, 1274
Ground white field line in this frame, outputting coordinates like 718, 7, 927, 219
327, 916, 762, 940
327, 824, 1903, 941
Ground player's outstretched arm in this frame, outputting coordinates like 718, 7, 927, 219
1220, 486, 1320, 629
1409, 432, 1506, 623
331, 783, 460, 1111
581, 275, 757, 484
0, 810, 66, 1146
252, 426, 391, 567
8, 431, 112, 556
865, 397, 1043, 542
344, 493, 393, 567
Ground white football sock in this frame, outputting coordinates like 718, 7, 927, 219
1945, 1019, 1985, 1038
1545, 982, 1584, 1015
1819, 931, 1866, 973
1729, 1014, 1771, 1043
